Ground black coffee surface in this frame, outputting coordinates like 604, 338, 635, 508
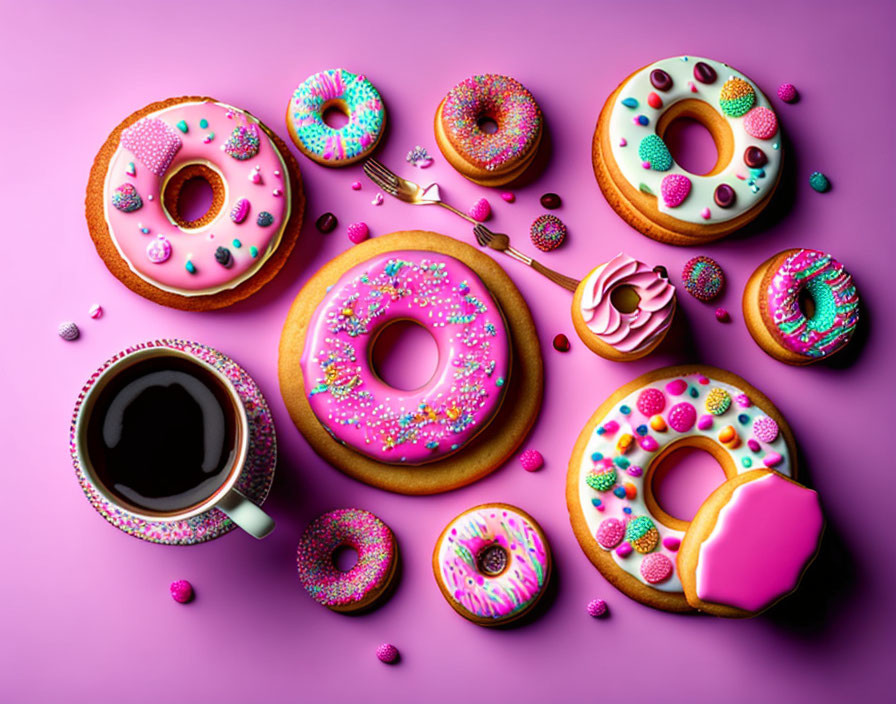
86, 356, 237, 513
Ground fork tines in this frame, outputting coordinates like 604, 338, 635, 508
473, 224, 493, 246
362, 159, 399, 195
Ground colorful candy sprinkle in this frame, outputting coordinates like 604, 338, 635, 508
650, 69, 673, 91
587, 599, 608, 618
704, 388, 732, 415
625, 515, 659, 554
681, 256, 724, 302
111, 183, 143, 213
621, 97, 638, 108
169, 580, 194, 603
229, 197, 250, 224
257, 211, 274, 227
88, 304, 103, 319
351, 181, 362, 190
500, 191, 515, 203
777, 83, 798, 103
539, 193, 561, 209
223, 124, 260, 161
647, 92, 663, 109
743, 107, 778, 140
518, 449, 544, 472
752, 416, 779, 443
719, 78, 756, 117
660, 174, 691, 208
668, 402, 697, 432
214, 247, 233, 268
693, 61, 717, 84
586, 459, 618, 492
146, 235, 171, 263
175, 120, 188, 134
713, 184, 736, 208
468, 197, 491, 222
375, 643, 399, 664
529, 214, 567, 251
809, 171, 830, 193
58, 321, 79, 341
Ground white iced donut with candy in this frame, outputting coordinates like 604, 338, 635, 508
566, 365, 797, 612
592, 56, 782, 245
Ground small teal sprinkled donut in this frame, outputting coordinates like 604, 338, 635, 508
287, 68, 386, 167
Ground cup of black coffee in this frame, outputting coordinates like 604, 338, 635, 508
74, 347, 274, 539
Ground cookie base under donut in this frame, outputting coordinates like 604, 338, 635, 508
743, 249, 825, 366
592, 68, 781, 246
570, 273, 676, 361
565, 364, 798, 613
85, 96, 305, 311
278, 231, 544, 495
677, 469, 823, 618
434, 102, 542, 187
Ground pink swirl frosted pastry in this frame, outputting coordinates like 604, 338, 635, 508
433, 503, 551, 626
679, 470, 823, 617
743, 248, 860, 365
573, 253, 676, 361
300, 251, 510, 465
86, 97, 303, 310
434, 74, 544, 186
296, 508, 398, 613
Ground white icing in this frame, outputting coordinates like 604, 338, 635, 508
607, 56, 781, 225
574, 372, 793, 593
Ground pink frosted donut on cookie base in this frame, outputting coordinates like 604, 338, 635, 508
579, 253, 675, 354
104, 101, 290, 295
300, 251, 510, 465
696, 473, 822, 613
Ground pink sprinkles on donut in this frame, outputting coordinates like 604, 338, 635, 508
296, 509, 394, 608
441, 74, 541, 171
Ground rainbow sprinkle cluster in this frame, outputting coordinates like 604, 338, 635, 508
682, 256, 725, 301
767, 249, 859, 358
441, 74, 541, 171
223, 124, 260, 160
296, 509, 394, 607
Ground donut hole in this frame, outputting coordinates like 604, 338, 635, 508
798, 287, 817, 320
370, 320, 439, 391
610, 284, 641, 314
322, 101, 350, 129
332, 545, 359, 572
162, 163, 226, 230
476, 544, 508, 576
650, 446, 728, 522
655, 99, 734, 177
477, 116, 499, 134
662, 117, 718, 176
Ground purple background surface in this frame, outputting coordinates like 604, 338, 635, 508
3, 1, 894, 701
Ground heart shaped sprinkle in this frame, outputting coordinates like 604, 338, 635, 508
468, 197, 491, 222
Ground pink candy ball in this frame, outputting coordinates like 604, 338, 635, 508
636, 388, 666, 417
518, 449, 544, 472
777, 83, 798, 103
376, 643, 399, 664
347, 222, 369, 244
169, 580, 194, 603
596, 518, 625, 549
468, 197, 491, 222
743, 107, 778, 140
640, 553, 673, 584
587, 599, 608, 618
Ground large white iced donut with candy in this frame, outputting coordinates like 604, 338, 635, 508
566, 365, 797, 612
86, 97, 304, 310
593, 56, 782, 245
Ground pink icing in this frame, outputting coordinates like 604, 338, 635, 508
300, 251, 510, 465
579, 253, 676, 354
105, 101, 289, 294
437, 506, 549, 621
696, 473, 822, 612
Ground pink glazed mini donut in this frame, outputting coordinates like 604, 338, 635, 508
433, 503, 552, 626
296, 508, 398, 613
300, 251, 511, 465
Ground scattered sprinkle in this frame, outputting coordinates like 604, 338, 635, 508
230, 198, 250, 224
58, 321, 79, 341
682, 256, 724, 301
406, 145, 433, 168
777, 83, 798, 103
552, 333, 570, 352
809, 171, 830, 193
587, 599, 608, 618
376, 643, 399, 664
468, 197, 491, 222
170, 580, 194, 603
347, 222, 370, 244
185, 260, 196, 274
224, 124, 260, 160
257, 211, 274, 227
315, 212, 338, 233
715, 307, 731, 323
539, 192, 562, 209
175, 120, 188, 133
351, 181, 362, 190
500, 191, 515, 203
88, 304, 103, 319
518, 449, 544, 472
111, 183, 143, 212
372, 193, 384, 206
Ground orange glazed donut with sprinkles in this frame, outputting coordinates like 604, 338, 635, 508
593, 56, 782, 245
435, 74, 544, 187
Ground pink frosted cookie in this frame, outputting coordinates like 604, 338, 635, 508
678, 470, 823, 617
573, 252, 676, 361
296, 509, 398, 613
433, 503, 552, 626
435, 74, 544, 186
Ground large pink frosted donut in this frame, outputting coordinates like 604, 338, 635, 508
300, 251, 510, 465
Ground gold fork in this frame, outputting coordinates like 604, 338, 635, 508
474, 224, 580, 292
363, 158, 478, 224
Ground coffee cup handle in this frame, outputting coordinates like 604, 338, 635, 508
216, 489, 275, 539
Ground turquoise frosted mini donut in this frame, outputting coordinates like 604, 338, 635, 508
287, 68, 386, 166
